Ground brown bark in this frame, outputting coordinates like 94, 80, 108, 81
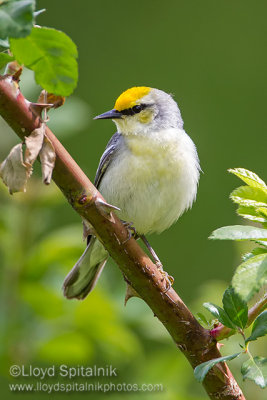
0, 75, 245, 400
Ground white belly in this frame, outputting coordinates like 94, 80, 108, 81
99, 129, 200, 234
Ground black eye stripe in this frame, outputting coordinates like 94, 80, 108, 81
120, 104, 147, 116
132, 105, 142, 113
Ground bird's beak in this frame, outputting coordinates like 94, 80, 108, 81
94, 109, 122, 120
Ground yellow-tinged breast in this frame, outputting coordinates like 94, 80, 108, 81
126, 135, 178, 180
127, 135, 158, 157
114, 86, 151, 111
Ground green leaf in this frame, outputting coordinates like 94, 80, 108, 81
194, 353, 241, 383
0, 52, 14, 69
258, 207, 267, 218
209, 225, 267, 241
237, 206, 267, 224
254, 240, 267, 248
10, 26, 78, 96
229, 168, 267, 192
242, 252, 254, 262
196, 312, 210, 328
232, 254, 267, 301
246, 311, 267, 343
231, 186, 267, 208
222, 287, 248, 329
0, 0, 35, 40
242, 248, 267, 262
241, 356, 267, 388
203, 302, 236, 329
252, 247, 267, 255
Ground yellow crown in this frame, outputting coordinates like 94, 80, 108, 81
114, 86, 150, 111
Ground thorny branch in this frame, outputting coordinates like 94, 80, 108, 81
0, 74, 246, 400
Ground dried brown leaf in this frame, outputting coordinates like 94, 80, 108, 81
24, 124, 45, 166
0, 143, 31, 194
39, 136, 56, 184
38, 90, 65, 109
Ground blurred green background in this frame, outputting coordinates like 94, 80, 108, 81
0, 1, 266, 399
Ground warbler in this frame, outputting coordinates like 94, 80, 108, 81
63, 86, 200, 299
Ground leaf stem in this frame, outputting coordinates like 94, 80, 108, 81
247, 293, 267, 326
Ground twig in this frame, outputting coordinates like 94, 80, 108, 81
0, 75, 245, 400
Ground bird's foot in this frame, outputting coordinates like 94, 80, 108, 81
122, 221, 138, 244
139, 235, 174, 293
155, 261, 174, 293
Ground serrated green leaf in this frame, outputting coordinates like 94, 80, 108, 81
235, 199, 267, 208
241, 356, 267, 388
194, 353, 241, 383
203, 302, 236, 329
229, 168, 267, 192
10, 26, 78, 96
0, 52, 14, 69
232, 254, 267, 301
237, 206, 267, 224
246, 311, 267, 343
0, 0, 35, 40
222, 287, 248, 329
231, 186, 267, 208
209, 225, 267, 241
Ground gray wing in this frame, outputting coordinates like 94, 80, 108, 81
64, 133, 122, 298
86, 132, 122, 246
94, 131, 122, 188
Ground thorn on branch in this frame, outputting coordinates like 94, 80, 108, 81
12, 66, 23, 82
29, 102, 55, 117
124, 281, 141, 305
95, 198, 120, 222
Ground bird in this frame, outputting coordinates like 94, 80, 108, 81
63, 86, 200, 300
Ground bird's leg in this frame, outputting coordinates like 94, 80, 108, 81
121, 221, 138, 244
140, 234, 162, 267
121, 225, 174, 292
140, 235, 174, 292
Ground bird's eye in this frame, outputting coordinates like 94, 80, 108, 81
120, 104, 147, 116
132, 105, 143, 114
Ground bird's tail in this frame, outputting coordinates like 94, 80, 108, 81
63, 236, 108, 300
